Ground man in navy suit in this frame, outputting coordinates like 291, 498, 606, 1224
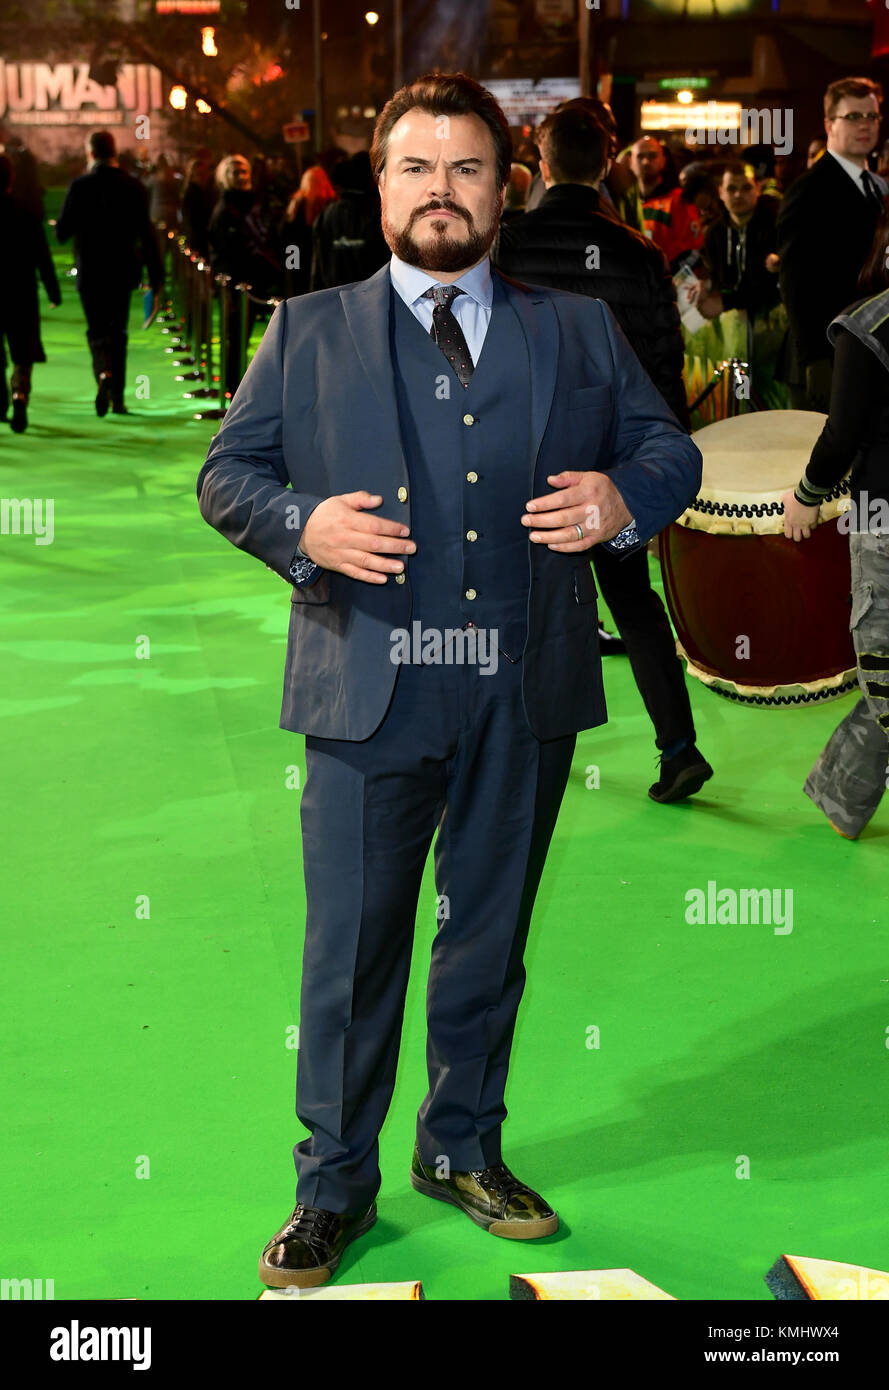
197, 72, 702, 1289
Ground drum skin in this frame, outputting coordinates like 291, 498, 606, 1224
660, 517, 857, 704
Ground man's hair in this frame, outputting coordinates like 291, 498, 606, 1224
88, 130, 117, 161
824, 77, 883, 119
719, 159, 757, 182
0, 154, 12, 193
534, 107, 609, 186
555, 96, 617, 146
370, 71, 512, 190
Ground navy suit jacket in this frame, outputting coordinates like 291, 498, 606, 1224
196, 261, 702, 742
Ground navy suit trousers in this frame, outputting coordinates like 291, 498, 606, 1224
292, 647, 575, 1214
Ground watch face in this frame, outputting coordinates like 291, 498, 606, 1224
291, 557, 318, 583
608, 524, 639, 551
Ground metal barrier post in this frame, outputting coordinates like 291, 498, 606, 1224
193, 272, 230, 421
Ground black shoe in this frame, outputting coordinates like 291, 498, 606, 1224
409, 1142, 558, 1239
10, 396, 27, 433
598, 624, 626, 656
95, 374, 112, 417
258, 1201, 377, 1289
111, 400, 128, 415
648, 743, 713, 803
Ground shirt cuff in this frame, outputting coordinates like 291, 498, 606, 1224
793, 474, 833, 507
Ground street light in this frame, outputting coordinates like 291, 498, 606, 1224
365, 10, 379, 22
169, 85, 188, 109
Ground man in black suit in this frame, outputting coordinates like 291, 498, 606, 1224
777, 76, 886, 411
57, 130, 162, 416
0, 154, 61, 433
494, 106, 714, 804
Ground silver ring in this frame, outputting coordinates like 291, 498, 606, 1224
574, 523, 584, 541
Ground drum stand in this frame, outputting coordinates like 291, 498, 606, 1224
688, 357, 767, 416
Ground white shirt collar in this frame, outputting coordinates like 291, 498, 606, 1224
389, 251, 493, 310
827, 148, 885, 193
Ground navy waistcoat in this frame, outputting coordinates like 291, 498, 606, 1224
389, 273, 532, 660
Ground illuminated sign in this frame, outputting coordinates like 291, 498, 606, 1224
156, 1, 221, 14
483, 77, 581, 125
156, 1, 220, 13
641, 100, 742, 132
658, 77, 710, 90
0, 61, 165, 125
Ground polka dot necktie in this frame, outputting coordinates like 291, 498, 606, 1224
422, 284, 475, 389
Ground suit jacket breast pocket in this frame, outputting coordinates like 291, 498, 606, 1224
567, 384, 612, 413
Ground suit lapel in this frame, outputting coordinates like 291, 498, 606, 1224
340, 263, 402, 420
493, 268, 558, 483
339, 260, 559, 486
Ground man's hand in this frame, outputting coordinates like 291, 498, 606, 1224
522, 471, 632, 552
781, 490, 819, 542
686, 280, 723, 318
299, 491, 416, 583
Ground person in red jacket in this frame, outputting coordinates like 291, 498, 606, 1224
642, 162, 719, 271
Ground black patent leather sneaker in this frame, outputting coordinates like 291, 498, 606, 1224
598, 623, 627, 655
409, 1143, 558, 1239
258, 1200, 377, 1289
648, 743, 713, 803
95, 374, 112, 417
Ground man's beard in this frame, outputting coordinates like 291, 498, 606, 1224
382, 200, 500, 272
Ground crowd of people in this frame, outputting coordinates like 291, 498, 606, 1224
1, 72, 887, 834
4, 82, 889, 428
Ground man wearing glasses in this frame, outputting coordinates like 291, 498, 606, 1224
777, 76, 886, 412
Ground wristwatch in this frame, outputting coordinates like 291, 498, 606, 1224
602, 520, 640, 553
289, 545, 321, 587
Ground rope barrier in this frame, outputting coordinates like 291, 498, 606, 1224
153, 221, 281, 422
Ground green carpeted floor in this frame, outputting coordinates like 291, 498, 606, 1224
2, 218, 887, 1302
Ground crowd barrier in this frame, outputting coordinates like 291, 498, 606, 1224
154, 222, 281, 421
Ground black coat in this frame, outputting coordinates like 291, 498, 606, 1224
0, 191, 61, 363
702, 198, 780, 320
776, 151, 884, 368
56, 162, 162, 294
180, 179, 215, 258
277, 202, 314, 298
207, 189, 282, 298
492, 182, 689, 427
310, 155, 389, 291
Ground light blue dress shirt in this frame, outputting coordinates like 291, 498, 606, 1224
388, 251, 493, 366
290, 253, 638, 583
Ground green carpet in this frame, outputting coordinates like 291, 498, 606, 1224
2, 205, 887, 1302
